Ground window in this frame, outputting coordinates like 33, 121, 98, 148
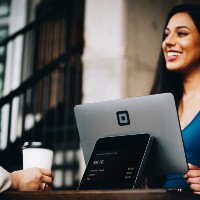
0, 26, 8, 97
0, 0, 10, 17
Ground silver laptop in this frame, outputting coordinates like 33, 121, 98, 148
74, 93, 188, 175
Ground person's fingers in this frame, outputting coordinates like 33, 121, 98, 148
41, 175, 53, 185
193, 192, 200, 194
45, 184, 51, 190
184, 164, 200, 178
188, 163, 199, 170
190, 183, 200, 193
187, 177, 200, 184
40, 168, 52, 177
186, 170, 200, 178
38, 183, 46, 191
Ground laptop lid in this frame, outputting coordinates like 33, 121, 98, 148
74, 93, 188, 175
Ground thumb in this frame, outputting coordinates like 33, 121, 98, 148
188, 163, 199, 170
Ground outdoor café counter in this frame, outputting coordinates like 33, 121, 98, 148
1, 189, 200, 200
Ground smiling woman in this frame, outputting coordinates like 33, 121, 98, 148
162, 13, 200, 74
150, 4, 200, 194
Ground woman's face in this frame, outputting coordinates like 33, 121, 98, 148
162, 12, 200, 74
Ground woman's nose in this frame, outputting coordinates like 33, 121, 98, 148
163, 34, 176, 46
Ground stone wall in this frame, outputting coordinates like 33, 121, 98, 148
83, 0, 200, 103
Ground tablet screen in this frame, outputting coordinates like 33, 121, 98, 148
78, 133, 153, 190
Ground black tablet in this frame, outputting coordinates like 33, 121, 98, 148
78, 133, 153, 190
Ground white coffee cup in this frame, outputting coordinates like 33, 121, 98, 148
22, 142, 54, 170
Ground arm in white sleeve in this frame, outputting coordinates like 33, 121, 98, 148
0, 166, 11, 193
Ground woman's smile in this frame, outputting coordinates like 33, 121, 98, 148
167, 50, 182, 62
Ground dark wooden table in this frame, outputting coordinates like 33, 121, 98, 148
0, 189, 200, 200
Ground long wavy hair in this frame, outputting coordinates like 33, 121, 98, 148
150, 4, 200, 107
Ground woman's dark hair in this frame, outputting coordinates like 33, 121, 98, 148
150, 4, 200, 106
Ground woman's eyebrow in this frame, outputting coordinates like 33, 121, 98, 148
176, 26, 191, 30
165, 26, 191, 31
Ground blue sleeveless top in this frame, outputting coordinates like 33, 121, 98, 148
164, 111, 200, 189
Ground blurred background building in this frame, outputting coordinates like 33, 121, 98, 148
0, 0, 199, 190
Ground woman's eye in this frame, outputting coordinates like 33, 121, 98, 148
177, 32, 188, 36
